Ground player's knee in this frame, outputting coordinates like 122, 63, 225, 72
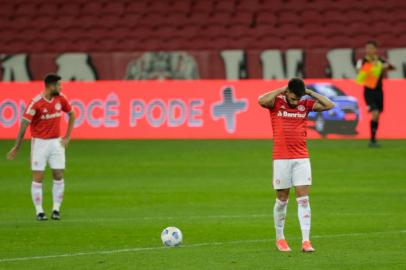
275, 198, 288, 210
52, 170, 64, 180
296, 196, 309, 207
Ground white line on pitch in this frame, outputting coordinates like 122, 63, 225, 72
0, 230, 405, 263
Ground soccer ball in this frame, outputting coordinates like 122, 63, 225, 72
161, 226, 183, 247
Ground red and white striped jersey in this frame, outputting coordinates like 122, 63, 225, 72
269, 95, 316, 159
23, 93, 72, 139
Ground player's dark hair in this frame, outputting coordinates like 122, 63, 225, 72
287, 78, 306, 98
44, 73, 61, 87
366, 40, 378, 47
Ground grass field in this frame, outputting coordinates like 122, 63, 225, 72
0, 139, 405, 270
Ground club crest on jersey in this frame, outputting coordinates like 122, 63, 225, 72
55, 103, 61, 111
43, 108, 48, 113
298, 105, 305, 112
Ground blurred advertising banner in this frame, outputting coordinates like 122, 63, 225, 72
1, 49, 406, 82
0, 80, 405, 139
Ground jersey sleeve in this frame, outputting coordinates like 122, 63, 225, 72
22, 99, 37, 122
269, 96, 282, 112
60, 95, 72, 113
306, 99, 317, 112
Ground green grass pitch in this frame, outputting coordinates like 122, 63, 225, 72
0, 139, 405, 270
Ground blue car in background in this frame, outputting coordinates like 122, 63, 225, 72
306, 83, 359, 136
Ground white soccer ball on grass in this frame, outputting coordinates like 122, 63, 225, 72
161, 226, 183, 247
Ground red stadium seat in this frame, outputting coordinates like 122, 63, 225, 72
119, 14, 142, 28
36, 3, 58, 17
277, 13, 304, 26
187, 13, 211, 27
200, 24, 229, 39
137, 14, 168, 28
211, 36, 236, 50
156, 25, 180, 40
14, 3, 38, 17
234, 35, 255, 49
98, 15, 123, 30
140, 37, 163, 51
283, 36, 308, 49
177, 25, 201, 39
149, 1, 171, 15
276, 24, 304, 36
300, 10, 324, 24
40, 28, 64, 43
321, 10, 347, 24
167, 1, 191, 14
213, 0, 236, 14
256, 12, 277, 26
6, 17, 31, 31
370, 21, 396, 35
165, 13, 188, 28
126, 1, 149, 15
0, 29, 16, 43
59, 3, 81, 17
235, 0, 262, 13
102, 2, 125, 16
31, 17, 55, 31
304, 36, 331, 49
227, 24, 253, 39
346, 22, 371, 36
256, 35, 286, 49
80, 2, 104, 16
0, 3, 15, 18
231, 11, 254, 27
208, 12, 232, 26
301, 23, 326, 37
345, 10, 370, 23
191, 1, 214, 14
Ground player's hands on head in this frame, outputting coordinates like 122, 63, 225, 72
6, 147, 18, 160
61, 137, 70, 148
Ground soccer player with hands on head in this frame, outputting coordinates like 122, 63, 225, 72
259, 78, 335, 252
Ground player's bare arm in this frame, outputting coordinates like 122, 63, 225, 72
258, 86, 288, 108
7, 119, 30, 160
61, 110, 76, 148
382, 62, 396, 71
305, 89, 335, 112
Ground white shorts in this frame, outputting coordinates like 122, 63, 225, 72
31, 138, 65, 171
273, 158, 312, 190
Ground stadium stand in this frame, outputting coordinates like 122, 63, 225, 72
0, 0, 405, 53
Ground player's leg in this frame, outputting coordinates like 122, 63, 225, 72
369, 90, 384, 147
292, 159, 315, 252
51, 169, 64, 220
49, 138, 66, 220
275, 188, 289, 240
31, 138, 48, 221
273, 159, 292, 251
370, 109, 380, 146
364, 89, 381, 146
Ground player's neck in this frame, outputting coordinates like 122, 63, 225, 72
43, 91, 53, 101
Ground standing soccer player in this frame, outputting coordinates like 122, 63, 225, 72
258, 78, 334, 252
356, 40, 395, 147
7, 74, 75, 221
